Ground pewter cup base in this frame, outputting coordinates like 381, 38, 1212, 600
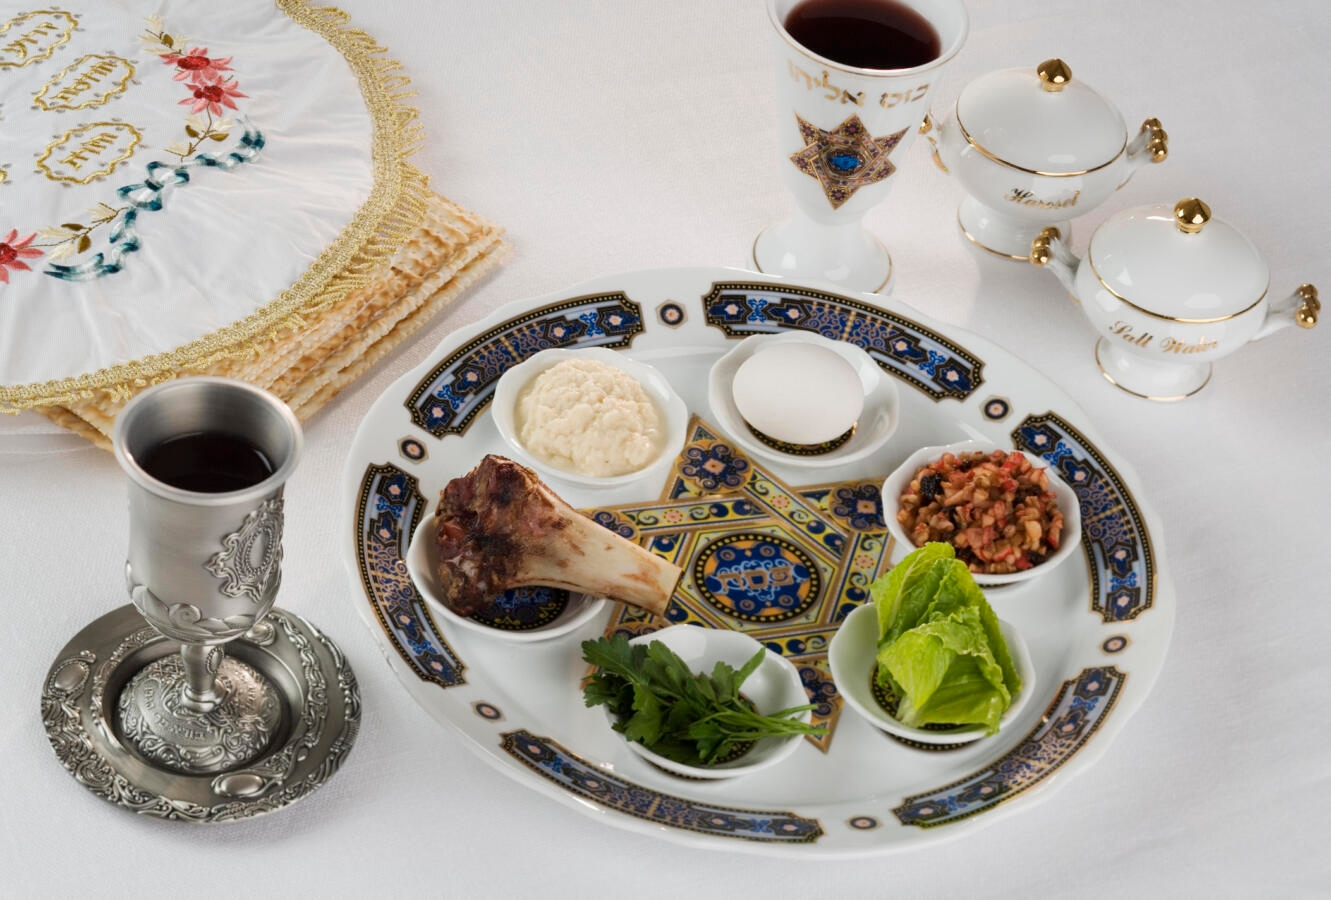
117, 654, 281, 775
41, 604, 360, 823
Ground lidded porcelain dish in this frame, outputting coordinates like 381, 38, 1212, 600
1030, 198, 1320, 400
927, 58, 1168, 258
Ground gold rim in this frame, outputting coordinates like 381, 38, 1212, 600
1, 0, 430, 412
954, 105, 1125, 177
745, 420, 856, 456
1094, 339, 1211, 401
956, 211, 1054, 261
1087, 253, 1266, 324
752, 226, 894, 294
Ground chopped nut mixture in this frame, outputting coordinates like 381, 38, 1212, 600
897, 449, 1066, 574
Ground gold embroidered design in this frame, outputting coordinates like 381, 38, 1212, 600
34, 54, 137, 111
36, 123, 143, 185
0, 0, 429, 412
0, 9, 76, 69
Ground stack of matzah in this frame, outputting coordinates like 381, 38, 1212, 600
36, 191, 506, 448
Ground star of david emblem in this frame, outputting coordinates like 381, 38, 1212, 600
587, 416, 893, 752
789, 113, 910, 210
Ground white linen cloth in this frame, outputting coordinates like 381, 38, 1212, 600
0, 0, 372, 388
1, 0, 1328, 896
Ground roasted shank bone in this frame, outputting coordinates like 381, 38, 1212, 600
433, 455, 681, 617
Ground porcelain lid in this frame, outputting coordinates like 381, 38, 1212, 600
955, 59, 1127, 174
1087, 199, 1270, 320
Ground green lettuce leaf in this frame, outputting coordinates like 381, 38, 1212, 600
869, 543, 1022, 735
902, 655, 1009, 733
933, 562, 1020, 696
872, 541, 954, 643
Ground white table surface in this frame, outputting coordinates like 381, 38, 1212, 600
3, 0, 1328, 895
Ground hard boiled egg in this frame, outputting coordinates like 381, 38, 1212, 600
731, 342, 864, 446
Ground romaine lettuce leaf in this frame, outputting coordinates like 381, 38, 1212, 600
872, 541, 954, 643
870, 543, 1022, 735
901, 656, 1008, 733
933, 562, 1020, 694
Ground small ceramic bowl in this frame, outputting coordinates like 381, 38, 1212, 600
406, 518, 606, 642
881, 440, 1082, 587
608, 625, 810, 780
707, 331, 899, 470
492, 347, 688, 490
829, 605, 1036, 747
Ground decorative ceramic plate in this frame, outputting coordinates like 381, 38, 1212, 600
340, 267, 1174, 857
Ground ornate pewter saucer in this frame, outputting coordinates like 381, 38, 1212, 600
41, 604, 360, 823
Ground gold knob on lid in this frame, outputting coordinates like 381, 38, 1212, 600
1038, 59, 1072, 92
1174, 198, 1211, 234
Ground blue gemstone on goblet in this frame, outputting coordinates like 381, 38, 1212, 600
829, 153, 862, 173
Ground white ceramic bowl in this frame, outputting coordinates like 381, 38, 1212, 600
491, 347, 687, 489
606, 624, 811, 780
829, 605, 1035, 746
881, 439, 1082, 587
707, 331, 899, 470
406, 518, 606, 642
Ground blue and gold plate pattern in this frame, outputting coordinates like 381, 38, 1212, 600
342, 268, 1175, 857
588, 416, 891, 753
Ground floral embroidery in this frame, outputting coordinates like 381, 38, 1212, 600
45, 125, 264, 283
180, 79, 247, 117
161, 46, 233, 84
142, 18, 247, 161
0, 15, 264, 285
34, 203, 124, 263
0, 231, 42, 283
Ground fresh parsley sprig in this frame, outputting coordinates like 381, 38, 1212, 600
582, 633, 825, 767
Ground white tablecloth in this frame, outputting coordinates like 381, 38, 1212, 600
3, 1, 1328, 895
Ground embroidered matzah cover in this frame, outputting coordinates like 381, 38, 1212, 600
0, 1, 439, 411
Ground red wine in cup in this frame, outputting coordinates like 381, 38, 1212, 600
784, 0, 941, 70
138, 431, 274, 493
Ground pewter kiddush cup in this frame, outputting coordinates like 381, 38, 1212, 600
112, 377, 302, 775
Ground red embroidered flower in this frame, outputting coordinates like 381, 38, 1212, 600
179, 78, 248, 116
162, 46, 233, 84
0, 230, 42, 284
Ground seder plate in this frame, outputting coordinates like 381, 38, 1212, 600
339, 267, 1174, 857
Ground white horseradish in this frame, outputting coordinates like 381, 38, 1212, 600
515, 358, 664, 477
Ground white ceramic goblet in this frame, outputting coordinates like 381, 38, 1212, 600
753, 0, 968, 293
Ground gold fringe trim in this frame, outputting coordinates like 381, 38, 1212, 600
0, 0, 430, 412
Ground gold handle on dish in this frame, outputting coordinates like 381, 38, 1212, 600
920, 113, 948, 173
1140, 117, 1168, 163
1029, 226, 1062, 267
1296, 283, 1320, 329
